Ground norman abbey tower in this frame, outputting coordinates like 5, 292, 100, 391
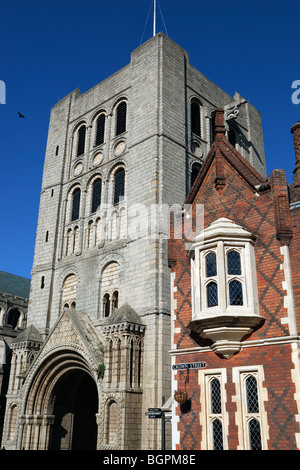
1, 34, 266, 450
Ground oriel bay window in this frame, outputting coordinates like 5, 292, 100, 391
188, 218, 265, 359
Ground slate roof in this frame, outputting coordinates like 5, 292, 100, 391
0, 271, 31, 299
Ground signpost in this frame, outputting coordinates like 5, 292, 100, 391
145, 408, 170, 450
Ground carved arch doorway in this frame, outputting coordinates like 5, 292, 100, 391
49, 370, 98, 450
21, 350, 99, 450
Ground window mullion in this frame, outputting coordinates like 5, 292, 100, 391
217, 241, 226, 311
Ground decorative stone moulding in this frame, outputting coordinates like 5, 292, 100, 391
93, 152, 103, 166
188, 314, 264, 360
187, 218, 265, 359
114, 141, 126, 157
73, 162, 83, 176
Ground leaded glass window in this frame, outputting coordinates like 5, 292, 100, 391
114, 168, 125, 204
206, 252, 217, 277
212, 419, 223, 450
77, 125, 86, 156
116, 102, 127, 136
227, 250, 241, 275
191, 101, 201, 136
249, 418, 262, 450
207, 281, 218, 307
211, 378, 221, 414
95, 114, 105, 146
91, 179, 102, 213
229, 279, 243, 305
71, 188, 81, 221
246, 376, 259, 414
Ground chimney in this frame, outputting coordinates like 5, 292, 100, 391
213, 109, 226, 140
291, 121, 300, 190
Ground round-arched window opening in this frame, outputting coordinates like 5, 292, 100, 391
7, 308, 21, 329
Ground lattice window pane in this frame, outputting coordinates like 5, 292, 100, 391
116, 102, 127, 136
211, 378, 221, 414
95, 114, 105, 146
92, 179, 102, 213
71, 188, 81, 221
77, 126, 86, 156
249, 418, 262, 450
227, 250, 241, 275
191, 102, 201, 136
206, 252, 217, 277
246, 375, 259, 413
207, 281, 218, 307
212, 419, 223, 450
229, 280, 243, 305
114, 168, 125, 204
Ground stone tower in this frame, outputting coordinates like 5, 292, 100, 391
1, 33, 266, 450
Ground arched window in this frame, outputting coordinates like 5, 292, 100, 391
77, 125, 86, 156
7, 309, 21, 329
229, 280, 243, 306
71, 188, 81, 221
91, 179, 102, 213
106, 400, 118, 445
116, 101, 127, 136
206, 252, 217, 277
246, 375, 259, 414
112, 290, 119, 313
114, 168, 125, 204
207, 281, 218, 307
103, 293, 110, 318
228, 127, 237, 148
191, 100, 201, 137
227, 250, 241, 275
95, 114, 105, 147
61, 274, 77, 312
211, 378, 222, 414
191, 162, 201, 187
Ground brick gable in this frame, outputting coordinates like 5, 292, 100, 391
169, 110, 300, 450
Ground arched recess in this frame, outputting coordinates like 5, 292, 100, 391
20, 348, 100, 450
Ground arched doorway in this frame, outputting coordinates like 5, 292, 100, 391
50, 370, 98, 450
21, 349, 100, 450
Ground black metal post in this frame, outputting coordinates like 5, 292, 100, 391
161, 411, 165, 450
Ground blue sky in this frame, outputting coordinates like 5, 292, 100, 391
0, 0, 299, 279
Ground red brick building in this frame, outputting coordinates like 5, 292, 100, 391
169, 110, 300, 450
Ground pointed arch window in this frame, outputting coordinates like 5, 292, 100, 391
114, 168, 125, 204
77, 125, 86, 156
71, 188, 81, 221
91, 178, 102, 213
116, 101, 127, 136
233, 370, 265, 450
95, 114, 105, 147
